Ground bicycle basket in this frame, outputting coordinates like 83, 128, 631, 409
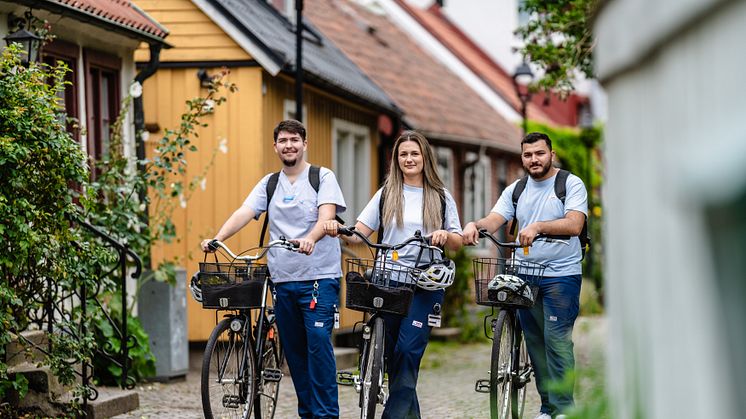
344, 258, 417, 316
197, 262, 269, 310
472, 258, 545, 308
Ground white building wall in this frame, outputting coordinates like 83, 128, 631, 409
595, 0, 745, 417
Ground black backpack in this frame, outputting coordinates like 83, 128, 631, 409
508, 169, 591, 258
259, 165, 345, 246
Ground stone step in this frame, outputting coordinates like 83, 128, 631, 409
5, 330, 49, 368
84, 387, 139, 419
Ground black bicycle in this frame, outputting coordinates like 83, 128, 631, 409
191, 238, 297, 419
473, 229, 565, 419
335, 227, 450, 419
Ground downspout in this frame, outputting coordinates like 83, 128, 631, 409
133, 42, 162, 269
295, 0, 304, 122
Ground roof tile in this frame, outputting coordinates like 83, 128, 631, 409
52, 0, 168, 38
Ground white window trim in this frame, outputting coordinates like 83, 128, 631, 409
332, 118, 371, 219
434, 146, 454, 192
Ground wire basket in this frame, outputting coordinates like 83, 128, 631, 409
344, 258, 418, 316
473, 258, 546, 308
197, 262, 269, 310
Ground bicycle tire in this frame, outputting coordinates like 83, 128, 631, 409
254, 324, 281, 419
360, 316, 385, 419
511, 327, 530, 419
490, 309, 513, 419
202, 317, 256, 419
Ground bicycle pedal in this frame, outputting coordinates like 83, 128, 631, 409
474, 379, 490, 393
336, 371, 356, 386
262, 368, 283, 382
222, 394, 241, 408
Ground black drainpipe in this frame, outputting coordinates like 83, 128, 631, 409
295, 0, 304, 122
133, 43, 162, 269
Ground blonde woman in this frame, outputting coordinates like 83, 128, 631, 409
325, 131, 462, 418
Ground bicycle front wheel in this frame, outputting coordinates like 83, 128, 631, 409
254, 323, 282, 419
360, 316, 385, 419
202, 318, 256, 419
511, 327, 530, 419
490, 309, 513, 419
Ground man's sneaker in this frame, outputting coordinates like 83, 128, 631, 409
533, 414, 552, 419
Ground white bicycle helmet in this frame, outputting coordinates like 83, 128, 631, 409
189, 272, 203, 303
487, 274, 534, 307
415, 259, 456, 290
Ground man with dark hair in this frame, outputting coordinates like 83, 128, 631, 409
202, 119, 345, 419
463, 132, 588, 419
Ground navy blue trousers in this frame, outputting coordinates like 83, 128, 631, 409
274, 278, 340, 419
380, 287, 444, 419
518, 274, 581, 416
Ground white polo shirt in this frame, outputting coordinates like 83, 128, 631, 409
357, 185, 462, 268
243, 165, 346, 283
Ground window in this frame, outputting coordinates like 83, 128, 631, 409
85, 49, 121, 161
434, 146, 454, 192
332, 119, 371, 219
463, 152, 492, 229
43, 39, 80, 139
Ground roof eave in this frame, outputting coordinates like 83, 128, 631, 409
14, 0, 171, 46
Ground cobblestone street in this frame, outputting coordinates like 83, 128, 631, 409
115, 317, 605, 419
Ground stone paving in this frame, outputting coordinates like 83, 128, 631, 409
115, 316, 605, 419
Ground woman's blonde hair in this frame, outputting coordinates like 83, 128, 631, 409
381, 131, 446, 233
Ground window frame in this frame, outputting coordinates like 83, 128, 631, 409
331, 118, 371, 220
84, 48, 121, 162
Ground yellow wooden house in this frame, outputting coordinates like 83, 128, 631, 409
134, 0, 400, 341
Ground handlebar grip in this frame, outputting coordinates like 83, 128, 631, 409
207, 239, 219, 251
337, 226, 354, 237
477, 228, 488, 237
290, 241, 300, 249
536, 233, 571, 240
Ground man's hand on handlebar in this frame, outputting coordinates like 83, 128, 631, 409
201, 239, 218, 253
290, 237, 315, 255
323, 220, 342, 237
462, 222, 480, 246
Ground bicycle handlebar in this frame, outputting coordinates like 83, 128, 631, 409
207, 237, 299, 261
338, 226, 444, 257
477, 228, 570, 249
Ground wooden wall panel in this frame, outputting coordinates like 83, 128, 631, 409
134, 0, 252, 62
143, 66, 264, 340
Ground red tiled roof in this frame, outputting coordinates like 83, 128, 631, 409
52, 0, 168, 39
399, 1, 582, 127
305, 0, 520, 151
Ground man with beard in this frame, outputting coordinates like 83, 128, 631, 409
462, 132, 587, 419
201, 119, 345, 419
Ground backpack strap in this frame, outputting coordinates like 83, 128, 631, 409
554, 169, 570, 204
509, 176, 529, 236
309, 165, 346, 225
259, 171, 281, 247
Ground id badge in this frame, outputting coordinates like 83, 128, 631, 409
427, 314, 441, 328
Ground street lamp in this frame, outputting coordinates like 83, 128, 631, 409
4, 11, 42, 67
512, 62, 534, 135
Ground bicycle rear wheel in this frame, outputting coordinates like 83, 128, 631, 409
511, 327, 530, 419
254, 323, 282, 419
360, 316, 385, 419
490, 309, 513, 419
202, 318, 256, 419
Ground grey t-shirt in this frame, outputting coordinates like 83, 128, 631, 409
492, 171, 588, 276
357, 184, 462, 268
243, 165, 346, 283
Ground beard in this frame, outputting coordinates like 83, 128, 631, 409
526, 159, 552, 179
281, 157, 298, 166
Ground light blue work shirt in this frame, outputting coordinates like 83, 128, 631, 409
492, 171, 588, 276
243, 165, 346, 283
